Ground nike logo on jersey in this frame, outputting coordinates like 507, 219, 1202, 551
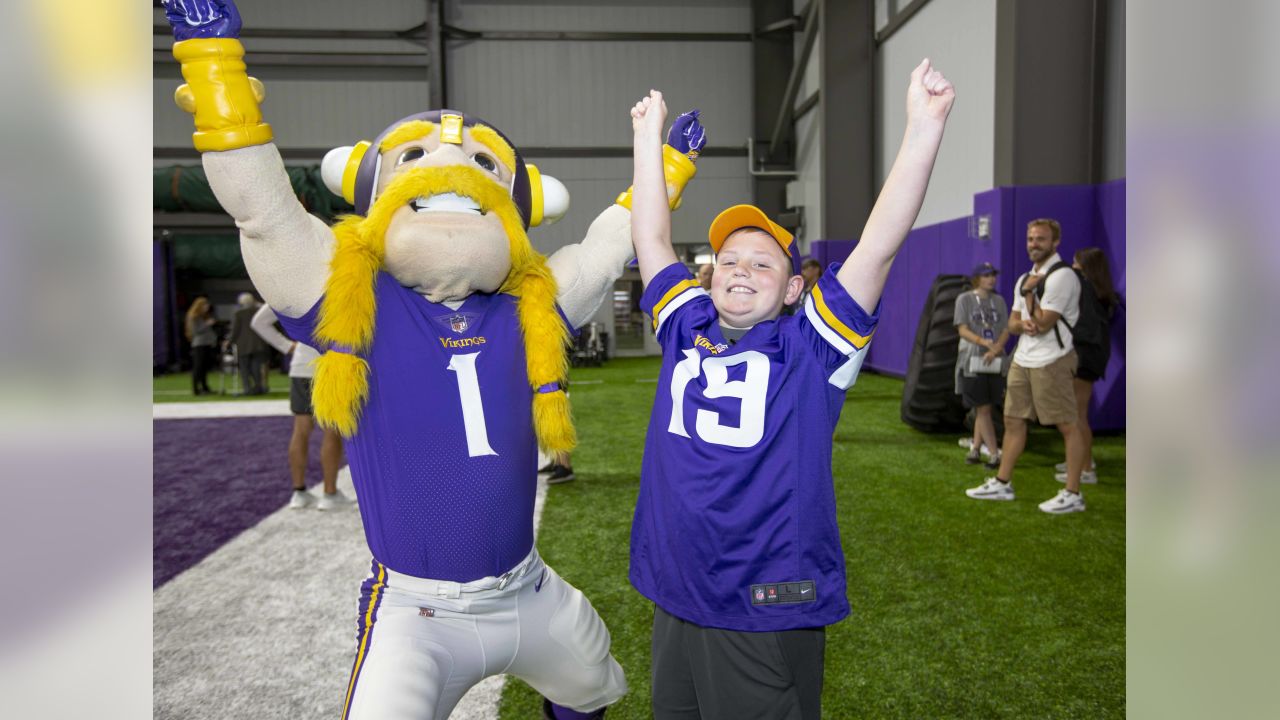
534, 570, 547, 592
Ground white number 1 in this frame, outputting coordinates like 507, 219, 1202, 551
446, 352, 497, 457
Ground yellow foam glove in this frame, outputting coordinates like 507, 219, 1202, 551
172, 38, 273, 152
616, 144, 698, 211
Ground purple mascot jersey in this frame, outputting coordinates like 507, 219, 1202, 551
630, 262, 880, 632
279, 272, 562, 581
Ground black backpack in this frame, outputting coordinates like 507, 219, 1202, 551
1018, 262, 1109, 351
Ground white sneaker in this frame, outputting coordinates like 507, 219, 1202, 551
1039, 489, 1086, 514
1055, 458, 1096, 473
959, 437, 974, 450
317, 490, 354, 511
289, 489, 314, 509
1055, 470, 1098, 484
966, 477, 1015, 501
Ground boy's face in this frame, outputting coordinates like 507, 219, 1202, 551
711, 229, 804, 329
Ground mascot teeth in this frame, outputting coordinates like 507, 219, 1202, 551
410, 193, 485, 215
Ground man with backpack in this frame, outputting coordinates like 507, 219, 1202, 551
965, 218, 1089, 514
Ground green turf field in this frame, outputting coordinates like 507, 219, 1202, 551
501, 357, 1125, 718
153, 369, 291, 403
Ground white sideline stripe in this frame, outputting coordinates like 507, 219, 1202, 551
155, 462, 552, 720
153, 400, 293, 419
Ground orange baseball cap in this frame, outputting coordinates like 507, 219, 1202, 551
708, 204, 801, 276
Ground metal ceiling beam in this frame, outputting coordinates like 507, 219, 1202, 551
874, 0, 932, 45
152, 25, 428, 43
766, 0, 819, 163
442, 27, 750, 42
154, 146, 748, 162
153, 49, 429, 68
427, 0, 446, 108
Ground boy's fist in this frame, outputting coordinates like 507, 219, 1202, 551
631, 90, 668, 139
906, 58, 955, 125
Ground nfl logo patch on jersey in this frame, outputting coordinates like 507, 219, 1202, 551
448, 314, 469, 333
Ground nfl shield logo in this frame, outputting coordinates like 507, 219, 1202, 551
754, 588, 765, 601
448, 314, 469, 333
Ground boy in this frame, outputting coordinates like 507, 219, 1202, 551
628, 58, 954, 718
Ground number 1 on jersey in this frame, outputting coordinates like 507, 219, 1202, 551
447, 352, 497, 457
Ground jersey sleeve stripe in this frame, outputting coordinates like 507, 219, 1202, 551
811, 283, 873, 349
804, 295, 855, 354
651, 280, 706, 331
654, 287, 707, 336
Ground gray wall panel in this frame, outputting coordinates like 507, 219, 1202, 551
447, 40, 752, 148
876, 0, 996, 226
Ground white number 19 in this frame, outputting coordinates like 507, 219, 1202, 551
668, 349, 770, 448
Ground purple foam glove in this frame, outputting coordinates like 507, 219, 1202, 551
163, 0, 242, 41
666, 110, 707, 158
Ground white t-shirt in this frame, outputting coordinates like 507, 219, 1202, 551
250, 304, 321, 379
1011, 253, 1080, 368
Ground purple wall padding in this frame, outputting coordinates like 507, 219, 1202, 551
810, 180, 1126, 431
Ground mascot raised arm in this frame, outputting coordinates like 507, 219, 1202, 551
162, 1, 706, 718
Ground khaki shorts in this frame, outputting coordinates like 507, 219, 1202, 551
1005, 352, 1078, 426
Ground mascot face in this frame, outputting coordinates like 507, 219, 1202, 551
370, 120, 525, 302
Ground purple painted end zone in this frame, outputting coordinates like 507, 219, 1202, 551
811, 179, 1126, 431
154, 415, 328, 588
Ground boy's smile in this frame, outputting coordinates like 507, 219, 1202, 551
711, 229, 803, 329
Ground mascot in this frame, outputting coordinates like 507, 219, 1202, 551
161, 2, 706, 718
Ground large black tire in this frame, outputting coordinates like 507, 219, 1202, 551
901, 274, 969, 432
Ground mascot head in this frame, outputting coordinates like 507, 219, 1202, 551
312, 111, 576, 453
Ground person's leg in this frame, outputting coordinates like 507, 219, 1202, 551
237, 350, 253, 395
321, 428, 344, 495
998, 416, 1027, 483
343, 566, 487, 720
649, 607, 700, 720
975, 404, 998, 464
1073, 377, 1095, 472
1058, 421, 1083, 494
289, 414, 313, 492
191, 347, 205, 394
683, 622, 818, 719
505, 559, 627, 716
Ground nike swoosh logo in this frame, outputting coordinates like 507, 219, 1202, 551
534, 570, 546, 592
801, 588, 811, 594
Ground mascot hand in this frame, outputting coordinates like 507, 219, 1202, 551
617, 108, 703, 211
163, 0, 242, 41
168, 0, 271, 151
666, 109, 707, 160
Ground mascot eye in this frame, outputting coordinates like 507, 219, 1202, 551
398, 147, 426, 165
472, 153, 498, 174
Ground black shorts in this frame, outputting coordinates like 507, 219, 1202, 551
651, 606, 825, 719
960, 372, 1006, 409
290, 377, 314, 415
1074, 343, 1109, 382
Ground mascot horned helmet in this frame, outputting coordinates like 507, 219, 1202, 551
312, 111, 577, 452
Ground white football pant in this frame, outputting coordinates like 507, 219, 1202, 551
342, 548, 627, 719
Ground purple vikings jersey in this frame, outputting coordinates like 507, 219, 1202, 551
278, 272, 561, 581
630, 262, 880, 632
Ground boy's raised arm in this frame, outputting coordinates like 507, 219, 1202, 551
837, 58, 956, 311
631, 91, 678, 287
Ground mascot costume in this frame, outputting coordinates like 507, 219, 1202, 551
162, 2, 706, 718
